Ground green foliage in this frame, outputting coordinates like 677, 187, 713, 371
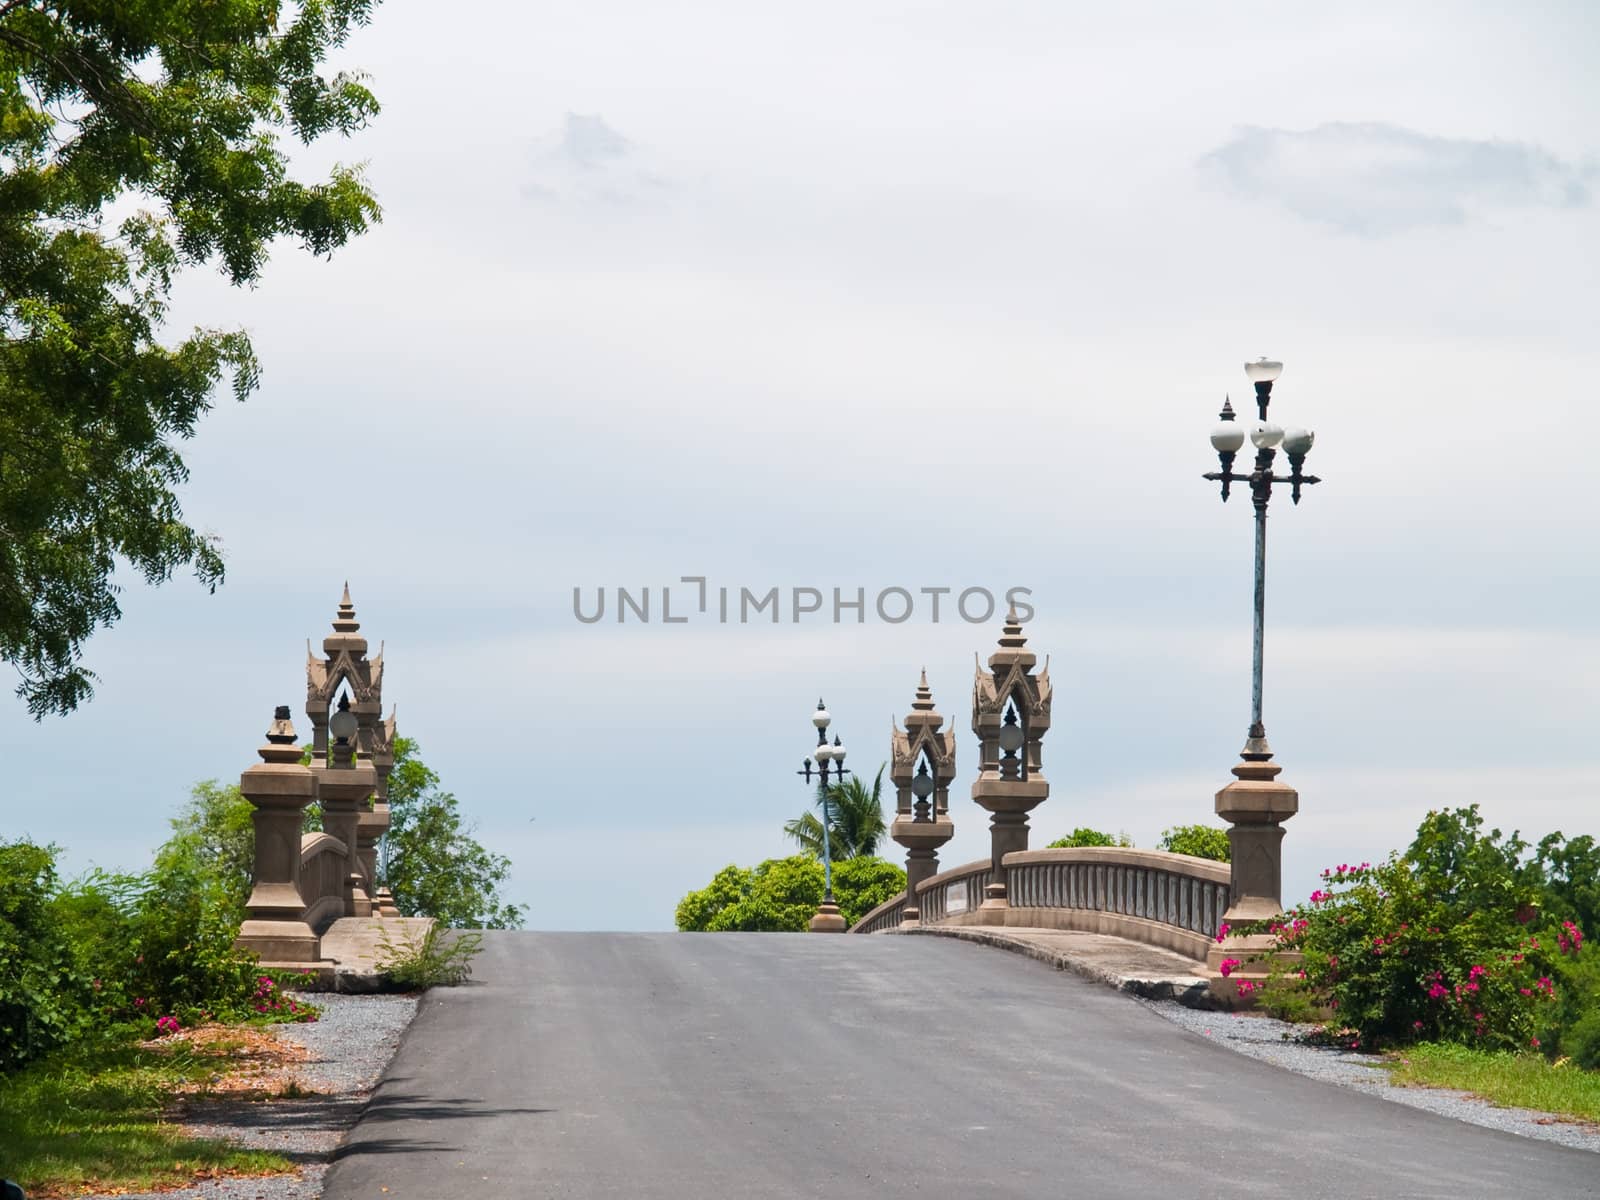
1260, 808, 1595, 1055
1384, 1042, 1600, 1125
0, 0, 384, 717
384, 737, 525, 930
0, 1037, 294, 1194
674, 865, 753, 933
831, 857, 908, 927
0, 841, 89, 1069
1157, 824, 1231, 862
154, 781, 255, 909
674, 855, 906, 932
784, 765, 888, 862
1533, 832, 1600, 945
1047, 828, 1132, 849
376, 923, 483, 990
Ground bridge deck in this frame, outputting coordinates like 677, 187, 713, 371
897, 924, 1212, 1005
321, 932, 1600, 1200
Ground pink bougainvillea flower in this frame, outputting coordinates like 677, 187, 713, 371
1219, 958, 1241, 979
1216, 923, 1231, 944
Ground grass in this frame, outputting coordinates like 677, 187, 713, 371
1385, 1042, 1600, 1125
0, 1034, 295, 1197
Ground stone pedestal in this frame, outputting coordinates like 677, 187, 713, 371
973, 780, 1049, 920
237, 707, 321, 966
809, 900, 847, 933
1215, 758, 1298, 922
891, 818, 955, 924
356, 801, 390, 914
1207, 751, 1299, 1005
314, 747, 378, 920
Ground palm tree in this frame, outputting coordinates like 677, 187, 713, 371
784, 765, 889, 861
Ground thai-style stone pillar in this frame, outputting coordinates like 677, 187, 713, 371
368, 707, 400, 918
236, 707, 322, 965
306, 584, 385, 915
314, 694, 378, 919
890, 671, 956, 925
971, 609, 1052, 923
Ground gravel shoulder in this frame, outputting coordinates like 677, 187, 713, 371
87, 992, 419, 1200
1143, 999, 1600, 1154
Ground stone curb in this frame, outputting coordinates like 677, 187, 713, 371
896, 926, 1223, 1010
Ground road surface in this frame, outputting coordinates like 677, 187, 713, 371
322, 932, 1599, 1199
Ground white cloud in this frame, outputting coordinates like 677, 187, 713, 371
1201, 121, 1594, 233
524, 112, 672, 205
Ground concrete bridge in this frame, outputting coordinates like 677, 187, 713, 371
319, 932, 1600, 1199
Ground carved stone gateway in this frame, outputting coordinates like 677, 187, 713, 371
305, 585, 391, 919
970, 609, 1052, 922
888, 671, 956, 925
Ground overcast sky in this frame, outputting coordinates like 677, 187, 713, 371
4, 1, 1598, 930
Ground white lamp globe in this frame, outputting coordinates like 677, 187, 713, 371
329, 706, 358, 743
813, 742, 833, 762
1282, 428, 1315, 456
1244, 358, 1283, 383
1211, 423, 1245, 453
812, 703, 831, 730
998, 720, 1025, 754
1250, 422, 1283, 450
832, 741, 846, 764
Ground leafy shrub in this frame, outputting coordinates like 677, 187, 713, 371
1543, 922, 1599, 1068
1047, 828, 1132, 849
1158, 825, 1230, 862
377, 923, 483, 989
1260, 808, 1580, 1051
831, 857, 908, 927
0, 841, 90, 1069
674, 856, 906, 932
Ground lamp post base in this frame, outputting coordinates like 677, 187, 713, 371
809, 899, 847, 933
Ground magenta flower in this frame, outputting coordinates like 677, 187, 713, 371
1219, 958, 1241, 979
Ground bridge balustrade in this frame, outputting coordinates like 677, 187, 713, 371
299, 832, 350, 933
845, 847, 1231, 962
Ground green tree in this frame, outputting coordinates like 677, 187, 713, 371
1158, 824, 1231, 862
674, 855, 906, 932
154, 780, 255, 909
0, 0, 383, 717
385, 737, 525, 930
783, 766, 888, 861
831, 856, 907, 926
1047, 828, 1132, 849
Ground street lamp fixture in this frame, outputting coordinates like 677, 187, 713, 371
1200, 359, 1317, 954
798, 698, 850, 932
1202, 359, 1321, 759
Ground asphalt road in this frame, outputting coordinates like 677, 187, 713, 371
322, 932, 1600, 1200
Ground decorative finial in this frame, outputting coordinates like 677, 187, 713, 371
267, 705, 296, 744
912, 670, 935, 711
998, 606, 1026, 648
332, 582, 360, 633
1219, 395, 1235, 422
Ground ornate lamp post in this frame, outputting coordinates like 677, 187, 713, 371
798, 699, 849, 933
1202, 358, 1320, 975
971, 610, 1052, 922
890, 671, 956, 925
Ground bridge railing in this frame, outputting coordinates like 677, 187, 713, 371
300, 832, 349, 933
849, 848, 1231, 961
852, 892, 908, 934
915, 858, 994, 925
997, 847, 1229, 960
